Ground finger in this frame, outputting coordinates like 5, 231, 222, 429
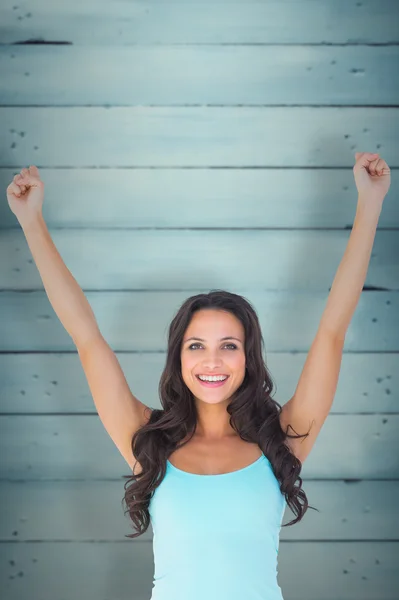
17, 171, 29, 182
371, 158, 387, 175
354, 152, 379, 169
14, 182, 24, 196
373, 161, 390, 176
14, 174, 26, 192
17, 170, 38, 186
377, 159, 388, 170
28, 165, 40, 176
9, 182, 22, 197
19, 169, 29, 187
369, 158, 380, 174
355, 153, 381, 172
13, 175, 23, 189
374, 159, 384, 175
364, 153, 380, 164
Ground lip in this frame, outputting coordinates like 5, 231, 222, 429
195, 374, 230, 388
196, 374, 229, 377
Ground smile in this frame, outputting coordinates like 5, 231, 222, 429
195, 375, 230, 388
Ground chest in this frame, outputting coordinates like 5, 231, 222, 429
149, 451, 286, 544
167, 438, 263, 475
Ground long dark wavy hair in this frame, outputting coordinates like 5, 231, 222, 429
122, 289, 318, 538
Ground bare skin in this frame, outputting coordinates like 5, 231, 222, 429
135, 309, 262, 476
167, 434, 263, 476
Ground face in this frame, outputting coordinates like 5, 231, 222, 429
180, 309, 246, 405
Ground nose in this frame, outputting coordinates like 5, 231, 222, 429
201, 354, 223, 370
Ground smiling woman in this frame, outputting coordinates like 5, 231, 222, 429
121, 289, 313, 600
123, 288, 313, 523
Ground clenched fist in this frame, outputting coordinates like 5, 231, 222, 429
6, 165, 45, 228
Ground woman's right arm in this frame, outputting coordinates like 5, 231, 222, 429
7, 167, 152, 470
22, 213, 101, 347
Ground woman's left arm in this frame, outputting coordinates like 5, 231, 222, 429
280, 152, 391, 464
319, 152, 391, 340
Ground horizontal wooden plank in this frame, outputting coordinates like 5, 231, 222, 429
0, 414, 397, 480
0, 291, 397, 352
1, 230, 399, 292
0, 350, 396, 414
0, 0, 397, 44
1, 46, 398, 106
0, 479, 397, 542
279, 541, 399, 600
2, 107, 398, 167
1, 168, 399, 230
1, 541, 398, 600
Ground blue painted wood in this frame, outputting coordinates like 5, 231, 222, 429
0, 291, 397, 352
0, 414, 397, 480
1, 479, 398, 541
0, 45, 398, 106
0, 0, 398, 598
2, 106, 398, 167
0, 351, 396, 414
1, 230, 398, 291
0, 0, 398, 44
0, 542, 398, 600
0, 167, 398, 230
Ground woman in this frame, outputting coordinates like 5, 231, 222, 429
6, 152, 391, 599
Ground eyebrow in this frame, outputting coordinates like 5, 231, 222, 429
183, 336, 243, 343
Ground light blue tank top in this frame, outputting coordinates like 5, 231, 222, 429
148, 452, 286, 600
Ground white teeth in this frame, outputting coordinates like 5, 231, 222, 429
198, 375, 228, 382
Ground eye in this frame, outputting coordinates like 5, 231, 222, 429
188, 343, 237, 350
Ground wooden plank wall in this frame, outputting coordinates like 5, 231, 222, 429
0, 1, 398, 599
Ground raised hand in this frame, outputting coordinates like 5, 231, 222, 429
6, 165, 45, 228
353, 152, 391, 212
